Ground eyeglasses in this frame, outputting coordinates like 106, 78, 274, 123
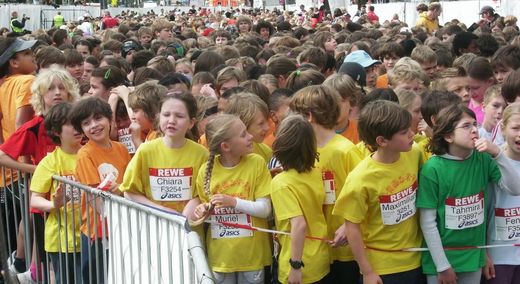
455, 122, 478, 131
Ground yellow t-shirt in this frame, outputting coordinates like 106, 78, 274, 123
271, 168, 330, 283
332, 147, 424, 275
252, 142, 272, 164
120, 138, 209, 212
356, 141, 373, 159
316, 135, 361, 262
196, 154, 272, 272
31, 147, 81, 252
415, 135, 432, 161
415, 11, 439, 34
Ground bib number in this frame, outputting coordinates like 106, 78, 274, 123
149, 168, 193, 201
210, 208, 253, 239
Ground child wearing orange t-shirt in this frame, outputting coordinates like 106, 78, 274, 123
70, 97, 131, 284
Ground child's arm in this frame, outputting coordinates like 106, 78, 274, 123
289, 216, 306, 284
211, 194, 271, 218
30, 184, 67, 212
483, 249, 496, 280
345, 221, 383, 284
182, 197, 202, 218
475, 138, 520, 195
123, 191, 179, 214
0, 150, 36, 173
419, 208, 457, 283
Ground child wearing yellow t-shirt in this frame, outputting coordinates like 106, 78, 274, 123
271, 114, 331, 284
121, 93, 209, 214
187, 114, 272, 282
30, 103, 83, 284
70, 97, 131, 284
225, 92, 272, 164
333, 101, 426, 284
290, 85, 361, 282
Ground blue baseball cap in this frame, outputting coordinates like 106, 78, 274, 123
344, 50, 381, 68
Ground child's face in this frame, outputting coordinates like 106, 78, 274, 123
365, 65, 379, 88
446, 113, 478, 151
238, 22, 250, 33
159, 98, 194, 141
43, 78, 69, 111
446, 77, 470, 104
132, 108, 153, 132
394, 79, 425, 93
215, 36, 228, 46
382, 55, 399, 71
88, 77, 110, 101
259, 27, 270, 39
324, 37, 337, 53
139, 33, 153, 44
218, 78, 239, 95
483, 96, 505, 128
66, 63, 84, 82
59, 123, 83, 147
76, 44, 90, 58
383, 127, 414, 153
82, 61, 95, 82
502, 114, 520, 158
420, 60, 438, 80
469, 77, 493, 103
494, 66, 513, 83
175, 64, 193, 80
225, 119, 253, 156
80, 114, 111, 144
271, 99, 290, 125
12, 49, 37, 75
157, 28, 173, 41
408, 96, 423, 133
248, 110, 270, 143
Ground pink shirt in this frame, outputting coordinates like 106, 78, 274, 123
468, 100, 484, 124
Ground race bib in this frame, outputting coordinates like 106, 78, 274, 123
379, 181, 417, 225
445, 192, 484, 230
322, 171, 336, 205
495, 207, 520, 241
210, 207, 253, 239
63, 174, 80, 205
118, 128, 136, 154
149, 168, 192, 201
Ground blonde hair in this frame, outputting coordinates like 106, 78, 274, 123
323, 73, 361, 106
151, 19, 173, 34
203, 114, 242, 196
216, 66, 246, 93
483, 84, 502, 105
31, 67, 80, 116
411, 45, 437, 65
503, 102, 520, 127
225, 92, 268, 128
258, 74, 279, 92
388, 57, 428, 87
431, 67, 467, 91
395, 88, 420, 110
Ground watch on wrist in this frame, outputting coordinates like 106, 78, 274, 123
289, 259, 304, 269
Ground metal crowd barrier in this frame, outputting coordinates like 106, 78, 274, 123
0, 167, 215, 284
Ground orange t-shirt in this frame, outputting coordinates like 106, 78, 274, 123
338, 119, 359, 144
263, 119, 276, 147
376, 74, 389, 89
0, 74, 35, 186
198, 133, 208, 148
75, 140, 131, 239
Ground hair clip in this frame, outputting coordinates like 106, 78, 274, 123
104, 68, 111, 80
296, 70, 301, 76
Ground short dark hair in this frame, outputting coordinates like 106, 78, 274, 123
358, 100, 411, 152
44, 103, 73, 145
75, 39, 93, 52
452, 32, 479, 56
358, 88, 399, 110
91, 65, 127, 89
467, 56, 493, 81
70, 96, 113, 134
64, 49, 84, 66
273, 114, 317, 173
420, 90, 462, 127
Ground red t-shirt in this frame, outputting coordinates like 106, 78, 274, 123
0, 115, 56, 164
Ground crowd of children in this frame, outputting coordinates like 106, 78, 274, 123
1, 2, 520, 284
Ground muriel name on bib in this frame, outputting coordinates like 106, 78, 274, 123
210, 207, 253, 239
